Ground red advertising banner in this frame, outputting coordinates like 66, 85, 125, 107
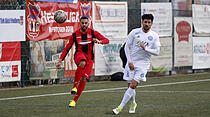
0, 42, 21, 82
0, 42, 21, 61
26, 0, 92, 41
26, 0, 93, 78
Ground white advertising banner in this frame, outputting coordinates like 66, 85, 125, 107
141, 3, 172, 37
95, 41, 124, 76
93, 1, 127, 76
0, 61, 21, 82
150, 37, 172, 71
174, 17, 193, 67
192, 4, 210, 35
193, 37, 210, 69
92, 1, 127, 41
0, 10, 25, 42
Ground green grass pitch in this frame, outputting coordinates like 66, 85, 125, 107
0, 73, 210, 117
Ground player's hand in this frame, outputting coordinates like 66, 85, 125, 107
140, 43, 146, 50
93, 39, 102, 44
56, 60, 62, 69
128, 62, 134, 70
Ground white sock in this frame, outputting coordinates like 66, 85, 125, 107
130, 90, 136, 104
119, 87, 134, 108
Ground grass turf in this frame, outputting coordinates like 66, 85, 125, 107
0, 73, 210, 117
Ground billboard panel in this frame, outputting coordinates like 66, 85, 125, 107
141, 3, 172, 37
192, 4, 210, 35
92, 1, 127, 41
0, 42, 21, 82
26, 0, 90, 41
193, 37, 210, 69
174, 17, 193, 67
0, 10, 25, 42
151, 37, 172, 71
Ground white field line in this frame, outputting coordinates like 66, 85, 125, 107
103, 90, 210, 93
0, 79, 210, 101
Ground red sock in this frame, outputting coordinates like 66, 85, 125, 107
73, 80, 86, 102
73, 66, 83, 88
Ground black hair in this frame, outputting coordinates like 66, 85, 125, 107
142, 14, 154, 22
80, 16, 89, 21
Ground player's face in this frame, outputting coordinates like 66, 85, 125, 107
80, 19, 89, 32
142, 19, 152, 32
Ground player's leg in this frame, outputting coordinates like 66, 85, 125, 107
72, 52, 87, 94
128, 80, 138, 114
69, 76, 87, 107
128, 81, 136, 114
113, 80, 138, 115
129, 70, 146, 113
113, 69, 137, 115
69, 58, 93, 107
120, 80, 138, 108
82, 59, 94, 79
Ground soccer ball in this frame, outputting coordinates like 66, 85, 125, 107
54, 10, 67, 24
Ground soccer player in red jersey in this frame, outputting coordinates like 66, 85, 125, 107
56, 16, 109, 107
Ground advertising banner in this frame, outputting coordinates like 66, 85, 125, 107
150, 37, 172, 72
26, 0, 91, 41
0, 10, 25, 42
192, 4, 210, 35
28, 1, 93, 78
95, 41, 124, 76
92, 1, 127, 75
141, 3, 172, 37
0, 42, 21, 82
30, 40, 65, 79
92, 1, 127, 41
193, 37, 210, 69
174, 17, 193, 67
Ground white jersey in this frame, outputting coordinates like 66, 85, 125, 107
125, 28, 160, 67
123, 28, 161, 82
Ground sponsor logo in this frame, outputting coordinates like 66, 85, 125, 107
84, 73, 89, 78
148, 36, 153, 41
87, 34, 92, 38
137, 41, 149, 47
27, 2, 41, 38
126, 71, 129, 77
176, 21, 191, 42
140, 73, 144, 78
0, 16, 24, 25
12, 65, 19, 77
0, 65, 11, 78
81, 3, 91, 17
194, 43, 210, 54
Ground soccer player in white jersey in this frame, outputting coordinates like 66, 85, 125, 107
112, 14, 161, 115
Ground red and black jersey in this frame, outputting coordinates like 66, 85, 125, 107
60, 28, 109, 61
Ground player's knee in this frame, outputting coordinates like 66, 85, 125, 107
130, 80, 138, 89
79, 61, 86, 68
130, 85, 136, 89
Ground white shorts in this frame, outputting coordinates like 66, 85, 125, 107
123, 65, 147, 83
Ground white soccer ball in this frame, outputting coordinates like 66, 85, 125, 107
54, 10, 67, 24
